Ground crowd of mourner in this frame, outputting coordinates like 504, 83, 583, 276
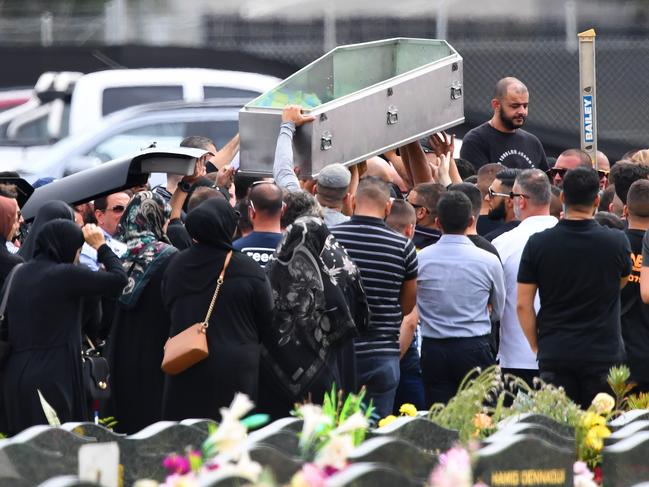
1, 76, 648, 435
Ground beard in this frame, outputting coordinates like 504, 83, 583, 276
500, 107, 526, 131
488, 200, 506, 220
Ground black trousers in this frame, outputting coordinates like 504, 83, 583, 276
420, 335, 495, 407
539, 361, 613, 410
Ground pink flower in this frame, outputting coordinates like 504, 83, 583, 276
162, 454, 191, 475
301, 463, 327, 487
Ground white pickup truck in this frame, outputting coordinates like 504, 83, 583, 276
0, 68, 280, 172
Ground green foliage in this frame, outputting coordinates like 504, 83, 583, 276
0, 432, 5, 439
626, 392, 649, 410
98, 416, 118, 430
607, 365, 635, 412
507, 379, 583, 428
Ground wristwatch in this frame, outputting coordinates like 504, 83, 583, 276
178, 180, 192, 193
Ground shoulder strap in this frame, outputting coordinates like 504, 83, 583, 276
0, 263, 23, 321
202, 251, 233, 327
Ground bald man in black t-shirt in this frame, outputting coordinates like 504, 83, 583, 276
460, 77, 548, 172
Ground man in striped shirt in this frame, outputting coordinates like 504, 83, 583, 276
331, 177, 418, 418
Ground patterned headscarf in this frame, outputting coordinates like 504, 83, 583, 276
117, 191, 177, 308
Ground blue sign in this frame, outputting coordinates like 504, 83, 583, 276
583, 95, 594, 143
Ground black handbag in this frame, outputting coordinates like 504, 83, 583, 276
0, 264, 22, 367
82, 337, 111, 401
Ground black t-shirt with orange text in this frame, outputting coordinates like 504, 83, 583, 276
626, 229, 649, 381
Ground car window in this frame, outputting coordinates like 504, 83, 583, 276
86, 120, 239, 162
12, 113, 49, 140
101, 86, 184, 116
204, 86, 260, 99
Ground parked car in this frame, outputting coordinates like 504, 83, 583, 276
12, 98, 245, 183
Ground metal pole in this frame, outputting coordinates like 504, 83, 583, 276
40, 11, 53, 47
436, 0, 448, 40
323, 9, 337, 52
564, 0, 577, 53
578, 29, 597, 168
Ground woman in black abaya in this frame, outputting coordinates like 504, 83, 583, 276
2, 220, 127, 434
108, 191, 177, 433
161, 198, 273, 421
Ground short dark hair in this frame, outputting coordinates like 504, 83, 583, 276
355, 176, 390, 208
562, 167, 600, 208
627, 179, 649, 218
412, 182, 446, 217
188, 187, 224, 212
598, 184, 616, 212
0, 184, 18, 199
516, 169, 551, 206
94, 190, 133, 211
437, 191, 473, 234
610, 162, 649, 204
594, 211, 625, 230
559, 148, 593, 168
386, 200, 416, 234
447, 182, 481, 218
235, 198, 253, 237
315, 185, 348, 206
454, 158, 477, 180
249, 182, 284, 215
180, 135, 216, 152
495, 168, 521, 189
281, 191, 322, 228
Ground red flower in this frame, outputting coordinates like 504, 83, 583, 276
594, 466, 602, 484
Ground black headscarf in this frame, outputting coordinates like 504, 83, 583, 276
185, 198, 237, 251
19, 200, 75, 260
33, 219, 84, 264
163, 198, 238, 301
262, 216, 369, 398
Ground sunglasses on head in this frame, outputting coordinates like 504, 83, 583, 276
487, 187, 529, 199
547, 167, 609, 179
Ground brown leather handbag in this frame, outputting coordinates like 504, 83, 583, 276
161, 251, 233, 375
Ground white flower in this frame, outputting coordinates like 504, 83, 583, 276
298, 404, 331, 444
213, 451, 262, 483
210, 419, 247, 459
315, 434, 354, 470
591, 392, 615, 415
219, 392, 254, 422
332, 412, 368, 436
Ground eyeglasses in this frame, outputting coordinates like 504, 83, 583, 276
488, 187, 529, 199
547, 167, 609, 179
106, 205, 126, 213
251, 179, 276, 187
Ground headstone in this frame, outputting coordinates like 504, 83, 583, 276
474, 435, 574, 487
370, 417, 459, 453
248, 444, 302, 484
347, 436, 437, 482
608, 410, 649, 431
247, 418, 302, 456
197, 472, 255, 487
37, 476, 101, 487
325, 462, 417, 487
0, 440, 74, 486
499, 414, 575, 438
605, 421, 649, 446
485, 422, 574, 450
603, 431, 649, 487
62, 423, 126, 444
10, 425, 96, 455
78, 442, 119, 487
120, 422, 209, 485
180, 419, 219, 435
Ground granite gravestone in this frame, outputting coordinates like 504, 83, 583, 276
247, 444, 301, 484
0, 440, 74, 486
608, 410, 649, 431
325, 462, 417, 487
603, 431, 649, 487
474, 435, 573, 487
486, 423, 574, 450
371, 417, 459, 453
499, 414, 575, 438
36, 476, 101, 487
605, 421, 649, 447
347, 436, 437, 482
247, 417, 302, 456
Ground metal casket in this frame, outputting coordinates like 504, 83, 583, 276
239, 37, 464, 177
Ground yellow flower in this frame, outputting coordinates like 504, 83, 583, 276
585, 425, 611, 452
378, 415, 397, 428
591, 392, 615, 415
399, 403, 418, 417
581, 412, 606, 430
472, 413, 493, 430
